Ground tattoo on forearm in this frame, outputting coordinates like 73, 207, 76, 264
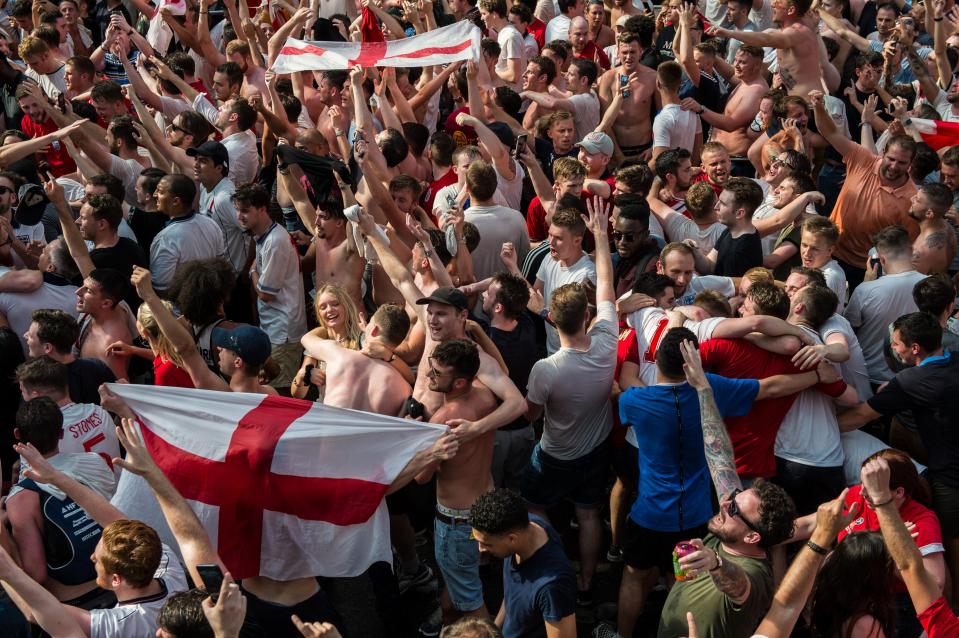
710, 555, 751, 601
697, 388, 743, 499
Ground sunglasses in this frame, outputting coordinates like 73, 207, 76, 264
612, 230, 647, 242
728, 488, 761, 534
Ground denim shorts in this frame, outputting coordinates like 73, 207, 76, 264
434, 517, 484, 612
521, 439, 610, 509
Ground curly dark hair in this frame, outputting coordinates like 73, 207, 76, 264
167, 258, 236, 325
468, 489, 529, 535
156, 589, 213, 638
753, 478, 796, 548
811, 532, 896, 638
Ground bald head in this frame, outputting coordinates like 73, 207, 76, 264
296, 128, 329, 156
569, 16, 589, 51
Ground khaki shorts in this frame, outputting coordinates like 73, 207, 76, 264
270, 342, 303, 389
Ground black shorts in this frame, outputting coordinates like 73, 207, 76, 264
932, 480, 959, 539
622, 518, 709, 572
612, 441, 638, 487
240, 581, 341, 638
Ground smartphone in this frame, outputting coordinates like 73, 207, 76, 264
514, 133, 528, 157
197, 564, 225, 602
405, 396, 425, 420
620, 74, 631, 98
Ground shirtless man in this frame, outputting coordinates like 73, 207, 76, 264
130, 267, 278, 395
909, 183, 958, 275
300, 304, 413, 415
416, 339, 498, 622
598, 31, 657, 164
355, 207, 525, 432
225, 40, 268, 100
75, 270, 133, 380
276, 166, 365, 309
521, 56, 558, 132
312, 71, 352, 158
681, 46, 768, 159
708, 0, 822, 98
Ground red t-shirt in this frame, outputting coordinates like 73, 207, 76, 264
692, 173, 723, 198
699, 338, 847, 479
576, 41, 611, 71
22, 114, 76, 177
838, 484, 943, 592
526, 191, 594, 241
529, 18, 547, 49
445, 106, 478, 147
919, 597, 959, 637
421, 167, 457, 222
612, 324, 640, 445
153, 356, 195, 388
190, 79, 215, 105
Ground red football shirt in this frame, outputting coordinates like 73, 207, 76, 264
528, 18, 546, 49
612, 323, 640, 445
919, 597, 959, 637
421, 167, 457, 223
699, 338, 847, 479
22, 114, 76, 177
692, 172, 723, 198
576, 41, 611, 71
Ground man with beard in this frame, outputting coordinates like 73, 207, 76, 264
597, 32, 657, 165
653, 147, 695, 215
693, 141, 731, 197
655, 339, 801, 638
612, 198, 659, 296
909, 183, 957, 276
415, 339, 498, 623
810, 89, 918, 289
708, 0, 821, 98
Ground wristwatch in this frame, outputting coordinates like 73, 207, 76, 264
709, 549, 724, 572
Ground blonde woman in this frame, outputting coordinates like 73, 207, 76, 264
106, 300, 194, 388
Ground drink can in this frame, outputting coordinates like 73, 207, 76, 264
673, 542, 696, 581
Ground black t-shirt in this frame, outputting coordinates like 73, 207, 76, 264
771, 223, 802, 281
90, 237, 148, 308
655, 25, 678, 64
487, 313, 541, 429
534, 137, 578, 183
66, 357, 116, 405
239, 581, 339, 638
128, 207, 167, 256
868, 355, 959, 486
713, 228, 762, 277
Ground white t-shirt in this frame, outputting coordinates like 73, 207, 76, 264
149, 213, 227, 291
774, 325, 844, 467
0, 275, 78, 352
221, 130, 260, 187
822, 259, 848, 313
199, 177, 248, 275
89, 543, 188, 638
496, 25, 527, 93
433, 183, 509, 217
537, 253, 597, 354
819, 313, 873, 402
660, 213, 725, 254
841, 430, 927, 487
568, 91, 600, 142
652, 104, 701, 153
522, 32, 539, 59
26, 64, 67, 98
464, 204, 531, 281
930, 89, 959, 123
844, 270, 927, 383
254, 222, 307, 344
527, 300, 617, 460
109, 155, 147, 208
10, 222, 45, 269
495, 158, 526, 212
545, 14, 571, 43
674, 274, 736, 307
59, 402, 121, 470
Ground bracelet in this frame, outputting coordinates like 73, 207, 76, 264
870, 496, 895, 508
806, 540, 830, 556
334, 129, 345, 136
935, 16, 944, 21
697, 106, 706, 115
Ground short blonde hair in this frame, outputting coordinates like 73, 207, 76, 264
552, 156, 586, 183
225, 39, 250, 57
18, 35, 48, 60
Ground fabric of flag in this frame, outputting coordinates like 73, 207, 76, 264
107, 384, 444, 580
271, 20, 480, 72
905, 118, 959, 151
360, 5, 386, 43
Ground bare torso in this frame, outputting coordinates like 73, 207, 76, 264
79, 313, 132, 379
322, 345, 411, 416
600, 65, 657, 148
315, 237, 365, 312
413, 333, 500, 419
431, 387, 498, 510
715, 79, 767, 155
776, 23, 823, 98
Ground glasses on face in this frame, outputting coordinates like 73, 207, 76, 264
727, 488, 761, 534
426, 358, 452, 379
612, 230, 646, 242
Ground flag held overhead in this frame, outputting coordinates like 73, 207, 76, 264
271, 20, 481, 72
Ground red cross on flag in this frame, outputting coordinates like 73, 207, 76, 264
107, 384, 445, 580
271, 20, 481, 72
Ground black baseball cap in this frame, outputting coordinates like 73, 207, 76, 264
186, 141, 230, 170
212, 324, 271, 367
416, 286, 468, 311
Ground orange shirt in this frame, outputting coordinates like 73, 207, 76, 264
830, 144, 918, 266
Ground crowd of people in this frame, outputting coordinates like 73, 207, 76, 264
1, 0, 959, 635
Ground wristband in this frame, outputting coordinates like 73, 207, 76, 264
870, 496, 895, 508
806, 540, 830, 555
697, 106, 706, 115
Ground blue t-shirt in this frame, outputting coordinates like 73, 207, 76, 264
502, 516, 577, 638
619, 374, 759, 532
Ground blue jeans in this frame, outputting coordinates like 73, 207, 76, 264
434, 517, 484, 612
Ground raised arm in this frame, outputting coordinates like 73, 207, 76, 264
818, 7, 872, 51
707, 24, 802, 49
753, 191, 824, 237
267, 7, 314, 67
130, 267, 231, 392
0, 542, 88, 638
585, 196, 614, 306
810, 89, 860, 157
863, 458, 943, 616
196, 0, 228, 68
43, 170, 95, 278
113, 417, 226, 588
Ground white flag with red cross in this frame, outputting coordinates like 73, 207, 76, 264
271, 20, 481, 72
107, 384, 444, 580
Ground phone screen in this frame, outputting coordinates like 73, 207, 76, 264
197, 564, 225, 602
514, 134, 528, 156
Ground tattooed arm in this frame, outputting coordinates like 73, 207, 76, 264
679, 340, 743, 501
